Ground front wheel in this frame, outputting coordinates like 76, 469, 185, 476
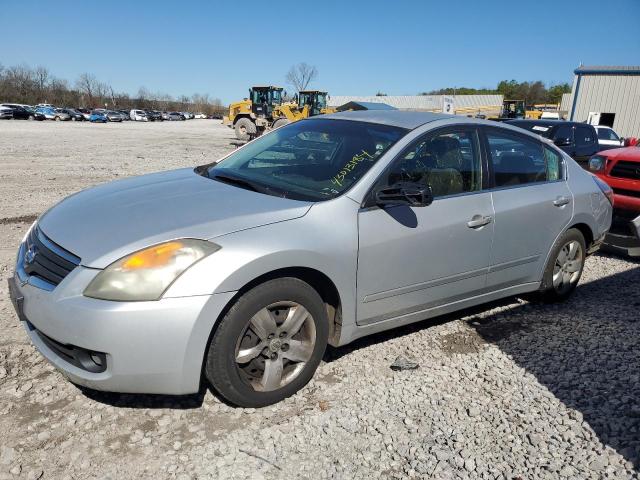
234, 117, 256, 141
205, 278, 328, 407
55, 116, 61, 121
272, 118, 290, 129
539, 228, 586, 301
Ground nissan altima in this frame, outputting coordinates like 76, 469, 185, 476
9, 111, 613, 407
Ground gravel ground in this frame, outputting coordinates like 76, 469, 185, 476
0, 120, 638, 480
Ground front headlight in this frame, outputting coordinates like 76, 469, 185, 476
84, 239, 220, 301
589, 155, 606, 172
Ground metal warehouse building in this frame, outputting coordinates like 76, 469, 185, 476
328, 95, 503, 117
568, 65, 640, 137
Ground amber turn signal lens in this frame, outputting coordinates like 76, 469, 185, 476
121, 241, 184, 270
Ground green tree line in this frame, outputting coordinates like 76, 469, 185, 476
422, 80, 572, 104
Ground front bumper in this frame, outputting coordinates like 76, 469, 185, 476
8, 266, 236, 394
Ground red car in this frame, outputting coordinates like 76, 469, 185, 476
588, 146, 640, 256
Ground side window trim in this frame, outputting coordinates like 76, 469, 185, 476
362, 124, 485, 208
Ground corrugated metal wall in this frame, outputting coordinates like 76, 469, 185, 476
327, 95, 503, 116
569, 74, 640, 137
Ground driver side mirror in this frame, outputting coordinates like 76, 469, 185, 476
375, 182, 433, 207
554, 137, 572, 147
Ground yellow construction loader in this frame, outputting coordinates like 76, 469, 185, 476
223, 86, 335, 140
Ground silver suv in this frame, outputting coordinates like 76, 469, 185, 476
9, 111, 613, 407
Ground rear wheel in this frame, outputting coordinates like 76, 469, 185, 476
539, 228, 586, 301
28, 115, 34, 121
55, 116, 61, 121
205, 278, 328, 407
234, 117, 256, 141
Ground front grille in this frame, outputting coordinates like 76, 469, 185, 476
22, 227, 80, 287
610, 161, 640, 180
613, 187, 640, 199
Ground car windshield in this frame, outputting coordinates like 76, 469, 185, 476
203, 119, 407, 201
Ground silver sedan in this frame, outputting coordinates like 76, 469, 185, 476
9, 111, 613, 407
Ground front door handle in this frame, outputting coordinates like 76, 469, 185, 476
553, 196, 571, 207
467, 214, 493, 229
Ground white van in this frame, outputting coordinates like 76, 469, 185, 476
130, 109, 148, 121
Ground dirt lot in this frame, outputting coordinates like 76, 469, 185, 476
0, 120, 638, 479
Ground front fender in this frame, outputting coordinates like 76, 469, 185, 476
163, 198, 360, 332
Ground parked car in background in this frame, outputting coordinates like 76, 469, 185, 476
105, 111, 123, 122
53, 109, 71, 121
8, 112, 613, 407
168, 111, 185, 121
130, 109, 148, 121
594, 126, 624, 149
540, 112, 560, 120
77, 108, 92, 120
182, 111, 194, 119
1, 104, 45, 120
35, 103, 55, 109
149, 110, 163, 121
194, 113, 207, 119
89, 111, 108, 123
60, 108, 85, 121
0, 105, 13, 119
35, 107, 59, 120
34, 107, 69, 121
588, 145, 640, 256
506, 119, 599, 165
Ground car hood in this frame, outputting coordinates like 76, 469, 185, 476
600, 146, 640, 161
38, 168, 312, 268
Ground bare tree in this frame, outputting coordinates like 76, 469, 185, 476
285, 62, 318, 92
76, 73, 98, 106
34, 66, 50, 99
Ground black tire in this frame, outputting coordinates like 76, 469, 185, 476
205, 278, 329, 408
272, 118, 290, 129
234, 117, 256, 141
539, 228, 586, 302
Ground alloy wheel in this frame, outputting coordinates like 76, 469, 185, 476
234, 302, 316, 392
552, 240, 583, 294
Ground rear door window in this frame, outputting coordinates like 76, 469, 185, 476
485, 129, 548, 187
575, 126, 596, 147
553, 125, 573, 143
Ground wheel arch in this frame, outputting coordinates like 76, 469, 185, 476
232, 114, 254, 126
568, 222, 594, 249
218, 266, 343, 347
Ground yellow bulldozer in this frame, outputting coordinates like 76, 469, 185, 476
223, 86, 335, 140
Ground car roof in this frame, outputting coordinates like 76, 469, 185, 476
317, 110, 454, 129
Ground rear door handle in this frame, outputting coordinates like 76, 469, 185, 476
467, 215, 493, 229
553, 196, 571, 207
